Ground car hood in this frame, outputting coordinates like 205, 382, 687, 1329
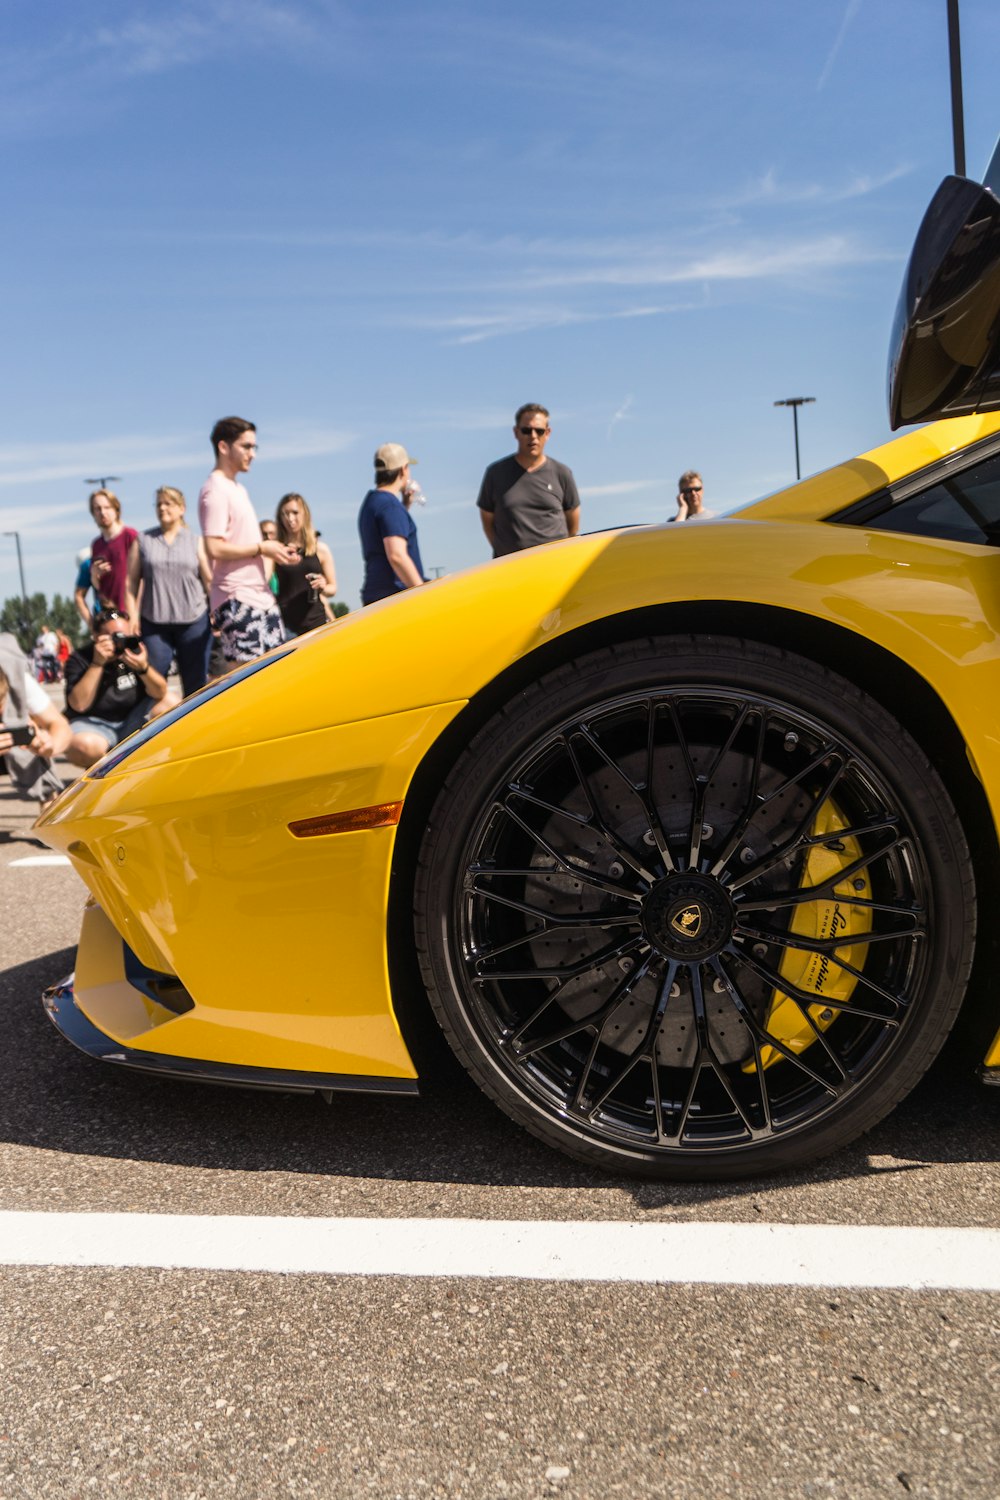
42, 409, 1000, 792
735, 410, 1000, 522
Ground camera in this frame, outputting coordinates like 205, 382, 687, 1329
112, 632, 142, 656
6, 724, 35, 748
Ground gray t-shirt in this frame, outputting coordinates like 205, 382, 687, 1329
138, 526, 208, 624
477, 455, 580, 557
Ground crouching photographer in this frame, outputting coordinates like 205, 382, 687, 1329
65, 608, 180, 769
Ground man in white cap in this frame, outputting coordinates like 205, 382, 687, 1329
358, 443, 427, 605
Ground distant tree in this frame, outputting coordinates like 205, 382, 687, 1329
332, 601, 350, 618
49, 594, 85, 643
0, 593, 85, 652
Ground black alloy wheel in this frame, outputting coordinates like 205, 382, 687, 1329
413, 638, 975, 1179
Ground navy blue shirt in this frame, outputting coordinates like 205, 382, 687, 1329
358, 488, 425, 604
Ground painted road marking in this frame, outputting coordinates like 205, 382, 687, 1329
9, 855, 70, 867
1, 1214, 998, 1290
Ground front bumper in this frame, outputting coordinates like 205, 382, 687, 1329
42, 972, 418, 1098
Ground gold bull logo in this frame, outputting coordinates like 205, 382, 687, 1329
670, 904, 703, 938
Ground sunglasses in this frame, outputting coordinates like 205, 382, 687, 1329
519, 425, 549, 436
680, 486, 702, 495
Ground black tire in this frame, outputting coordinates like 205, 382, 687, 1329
413, 637, 976, 1179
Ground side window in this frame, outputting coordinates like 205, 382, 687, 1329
865, 451, 1000, 546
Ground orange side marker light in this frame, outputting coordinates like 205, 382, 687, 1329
288, 802, 403, 838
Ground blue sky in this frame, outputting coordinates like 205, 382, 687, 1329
2, 0, 999, 609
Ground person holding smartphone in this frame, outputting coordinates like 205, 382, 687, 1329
0, 633, 71, 805
669, 470, 714, 522
85, 488, 140, 630
273, 492, 337, 635
64, 608, 179, 768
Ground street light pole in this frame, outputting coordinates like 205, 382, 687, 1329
2, 530, 27, 604
773, 397, 816, 481
947, 0, 966, 176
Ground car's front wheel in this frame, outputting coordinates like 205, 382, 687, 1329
413, 637, 975, 1179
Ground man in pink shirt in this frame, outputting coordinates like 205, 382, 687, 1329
198, 416, 296, 666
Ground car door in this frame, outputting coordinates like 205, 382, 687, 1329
889, 137, 1000, 428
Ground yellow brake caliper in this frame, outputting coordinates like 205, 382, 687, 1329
746, 799, 870, 1070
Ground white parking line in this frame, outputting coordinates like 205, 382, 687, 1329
1, 1213, 998, 1290
9, 855, 70, 867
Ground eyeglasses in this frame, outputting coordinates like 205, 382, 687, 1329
519, 426, 549, 437
680, 486, 702, 495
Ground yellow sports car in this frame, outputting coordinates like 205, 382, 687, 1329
38, 157, 1000, 1179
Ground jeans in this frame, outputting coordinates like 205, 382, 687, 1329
141, 613, 212, 698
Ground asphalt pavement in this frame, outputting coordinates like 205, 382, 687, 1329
1, 732, 999, 1498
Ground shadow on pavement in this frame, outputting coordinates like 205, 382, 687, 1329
1, 944, 998, 1203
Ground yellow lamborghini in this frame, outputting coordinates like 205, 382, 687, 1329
38, 154, 1000, 1179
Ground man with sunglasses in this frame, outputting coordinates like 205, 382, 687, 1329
477, 403, 580, 557
670, 470, 714, 522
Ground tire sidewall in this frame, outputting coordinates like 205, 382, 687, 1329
414, 636, 974, 1179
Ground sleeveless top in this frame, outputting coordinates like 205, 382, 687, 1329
139, 526, 208, 624
275, 550, 327, 635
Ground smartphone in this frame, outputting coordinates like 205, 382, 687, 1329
5, 724, 35, 748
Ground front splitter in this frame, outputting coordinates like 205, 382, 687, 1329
41, 976, 420, 1099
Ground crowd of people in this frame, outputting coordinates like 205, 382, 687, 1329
31, 623, 72, 684
1, 400, 710, 806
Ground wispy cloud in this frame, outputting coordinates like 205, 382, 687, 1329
818, 0, 863, 90
408, 300, 700, 346
409, 408, 516, 433
0, 436, 204, 491
607, 395, 633, 441
124, 218, 899, 291
0, 426, 356, 491
0, 2, 343, 137
581, 479, 660, 498
0, 501, 89, 537
514, 235, 893, 293
89, 1, 321, 77
732, 162, 911, 207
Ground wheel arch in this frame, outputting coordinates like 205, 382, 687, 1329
387, 600, 1000, 1069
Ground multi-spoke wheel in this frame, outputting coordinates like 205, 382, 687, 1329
413, 638, 975, 1178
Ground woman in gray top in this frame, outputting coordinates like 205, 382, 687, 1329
129, 486, 213, 697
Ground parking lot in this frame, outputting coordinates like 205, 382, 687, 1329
1, 772, 999, 1498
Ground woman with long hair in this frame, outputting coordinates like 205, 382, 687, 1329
128, 486, 213, 696
273, 493, 337, 636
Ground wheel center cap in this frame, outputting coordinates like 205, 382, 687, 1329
642, 873, 734, 961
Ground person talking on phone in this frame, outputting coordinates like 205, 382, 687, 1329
669, 470, 714, 522
64, 608, 180, 769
